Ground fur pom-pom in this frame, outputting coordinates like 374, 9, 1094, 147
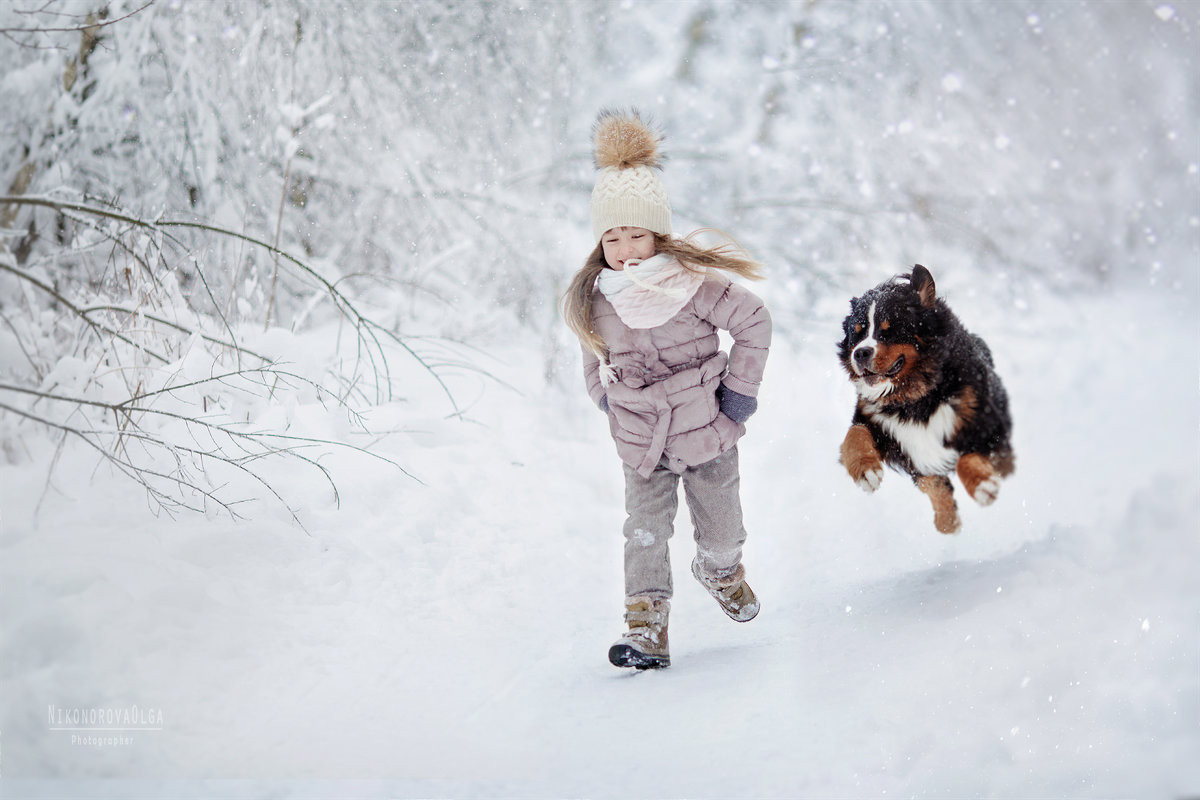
593, 108, 665, 171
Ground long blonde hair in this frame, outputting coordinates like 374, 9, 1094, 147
562, 229, 764, 359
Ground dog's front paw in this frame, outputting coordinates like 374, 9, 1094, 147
841, 424, 885, 494
970, 476, 1001, 506
957, 453, 1002, 507
854, 466, 884, 493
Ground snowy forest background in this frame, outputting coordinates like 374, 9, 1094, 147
1, 1, 1197, 798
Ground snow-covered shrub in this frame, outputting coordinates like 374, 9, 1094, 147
0, 195, 454, 522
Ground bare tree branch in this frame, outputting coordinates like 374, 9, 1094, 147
0, 1, 154, 35
0, 194, 465, 413
0, 191, 466, 526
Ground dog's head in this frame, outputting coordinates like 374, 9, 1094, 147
838, 264, 947, 403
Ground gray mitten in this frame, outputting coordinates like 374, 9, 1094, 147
717, 385, 757, 423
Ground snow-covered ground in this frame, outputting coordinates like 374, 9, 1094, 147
2, 278, 1198, 798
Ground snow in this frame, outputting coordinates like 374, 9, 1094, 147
2, 281, 1197, 798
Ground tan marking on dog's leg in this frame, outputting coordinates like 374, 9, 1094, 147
840, 424, 884, 493
991, 448, 1016, 478
957, 452, 1002, 506
951, 386, 978, 437
915, 475, 960, 534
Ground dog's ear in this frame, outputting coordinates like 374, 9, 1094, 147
912, 264, 937, 308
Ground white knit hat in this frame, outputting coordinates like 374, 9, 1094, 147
590, 109, 672, 242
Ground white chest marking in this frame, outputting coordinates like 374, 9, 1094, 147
866, 400, 959, 475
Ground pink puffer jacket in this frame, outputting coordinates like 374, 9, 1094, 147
582, 274, 771, 478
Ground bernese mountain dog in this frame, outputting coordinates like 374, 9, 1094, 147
837, 265, 1014, 533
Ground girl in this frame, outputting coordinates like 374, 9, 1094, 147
563, 109, 772, 669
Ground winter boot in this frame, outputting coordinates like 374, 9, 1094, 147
608, 596, 670, 669
691, 558, 760, 622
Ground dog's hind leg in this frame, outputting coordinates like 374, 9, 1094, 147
957, 452, 1003, 506
840, 424, 884, 492
915, 475, 961, 534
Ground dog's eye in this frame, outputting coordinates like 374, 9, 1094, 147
854, 324, 863, 334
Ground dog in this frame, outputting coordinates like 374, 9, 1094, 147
836, 265, 1014, 533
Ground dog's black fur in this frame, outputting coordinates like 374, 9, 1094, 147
837, 265, 1014, 533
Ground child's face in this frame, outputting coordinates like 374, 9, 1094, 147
601, 226, 656, 271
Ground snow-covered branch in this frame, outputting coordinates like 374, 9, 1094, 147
0, 192, 463, 523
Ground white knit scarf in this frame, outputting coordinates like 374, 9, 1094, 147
593, 254, 705, 386
596, 254, 705, 329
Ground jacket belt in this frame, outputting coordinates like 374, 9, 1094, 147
635, 382, 673, 478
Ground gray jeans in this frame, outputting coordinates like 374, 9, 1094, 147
622, 446, 748, 599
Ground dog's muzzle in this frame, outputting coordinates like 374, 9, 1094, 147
853, 346, 905, 383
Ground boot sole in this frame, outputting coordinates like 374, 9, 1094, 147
608, 643, 670, 670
